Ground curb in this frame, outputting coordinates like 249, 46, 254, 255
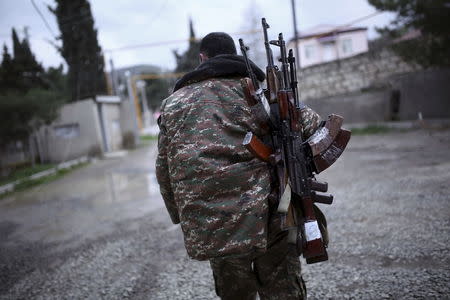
0, 156, 89, 196
347, 119, 450, 130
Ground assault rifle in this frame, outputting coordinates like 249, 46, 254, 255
262, 18, 279, 104
239, 18, 351, 264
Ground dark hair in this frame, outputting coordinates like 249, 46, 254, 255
199, 32, 237, 58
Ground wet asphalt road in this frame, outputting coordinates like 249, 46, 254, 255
0, 128, 449, 299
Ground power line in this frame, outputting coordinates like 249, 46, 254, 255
30, 0, 57, 39
341, 11, 383, 29
294, 11, 384, 41
104, 29, 262, 53
105, 11, 383, 53
145, 0, 169, 29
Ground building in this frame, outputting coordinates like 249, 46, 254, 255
288, 24, 369, 68
33, 96, 127, 163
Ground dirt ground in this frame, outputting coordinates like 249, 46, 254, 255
0, 127, 449, 299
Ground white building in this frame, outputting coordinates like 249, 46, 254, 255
288, 24, 369, 68
34, 96, 125, 163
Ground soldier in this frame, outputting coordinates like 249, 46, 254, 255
156, 32, 321, 299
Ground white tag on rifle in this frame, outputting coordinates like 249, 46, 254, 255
277, 182, 291, 213
305, 221, 321, 242
257, 88, 271, 116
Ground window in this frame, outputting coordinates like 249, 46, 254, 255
342, 39, 352, 54
322, 42, 336, 62
304, 45, 315, 59
53, 124, 80, 139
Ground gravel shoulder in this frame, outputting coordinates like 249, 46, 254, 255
1, 128, 449, 299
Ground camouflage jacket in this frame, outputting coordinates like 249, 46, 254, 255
156, 77, 321, 260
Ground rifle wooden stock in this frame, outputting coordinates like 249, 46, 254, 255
298, 195, 328, 261
306, 251, 328, 264
243, 132, 273, 162
266, 67, 279, 103
241, 78, 258, 106
277, 90, 289, 120
240, 78, 272, 133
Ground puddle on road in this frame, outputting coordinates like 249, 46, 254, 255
0, 166, 166, 246
104, 169, 162, 203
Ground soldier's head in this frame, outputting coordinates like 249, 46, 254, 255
199, 32, 237, 63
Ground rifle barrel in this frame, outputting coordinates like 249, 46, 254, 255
288, 49, 299, 108
262, 18, 274, 67
278, 33, 290, 89
239, 38, 258, 89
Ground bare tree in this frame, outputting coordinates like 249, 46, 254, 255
240, 1, 265, 69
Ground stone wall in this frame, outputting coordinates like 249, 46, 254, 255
389, 68, 450, 120
299, 48, 420, 100
303, 68, 450, 123
304, 89, 392, 124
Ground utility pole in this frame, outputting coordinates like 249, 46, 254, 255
125, 71, 140, 146
291, 0, 301, 69
109, 58, 118, 95
137, 80, 151, 128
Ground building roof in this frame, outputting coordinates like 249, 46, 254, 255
290, 24, 367, 42
96, 95, 121, 104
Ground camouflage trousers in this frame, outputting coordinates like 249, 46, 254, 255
209, 231, 307, 300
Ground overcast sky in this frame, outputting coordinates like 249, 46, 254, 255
0, 0, 395, 72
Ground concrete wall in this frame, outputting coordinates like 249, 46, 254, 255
38, 99, 104, 162
389, 68, 450, 120
305, 89, 391, 124
304, 68, 450, 123
2, 98, 126, 166
101, 103, 123, 151
119, 98, 138, 138
299, 48, 420, 100
0, 142, 29, 169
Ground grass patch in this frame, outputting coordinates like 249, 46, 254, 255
351, 125, 391, 135
140, 135, 158, 142
1, 162, 88, 198
0, 164, 56, 186
139, 135, 158, 145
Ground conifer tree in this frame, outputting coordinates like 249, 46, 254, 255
49, 0, 106, 101
11, 28, 45, 90
0, 30, 64, 155
0, 45, 18, 91
173, 19, 201, 73
369, 0, 450, 67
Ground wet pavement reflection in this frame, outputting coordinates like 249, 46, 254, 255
0, 142, 165, 248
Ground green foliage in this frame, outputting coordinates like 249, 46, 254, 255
173, 19, 200, 73
0, 162, 88, 198
368, 0, 450, 67
1, 28, 46, 91
0, 163, 55, 185
140, 135, 158, 142
351, 125, 391, 135
0, 89, 64, 145
49, 0, 107, 101
0, 28, 68, 96
43, 64, 69, 96
145, 78, 171, 111
0, 45, 17, 91
0, 27, 67, 165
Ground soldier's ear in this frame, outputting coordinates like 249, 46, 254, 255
199, 53, 208, 63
